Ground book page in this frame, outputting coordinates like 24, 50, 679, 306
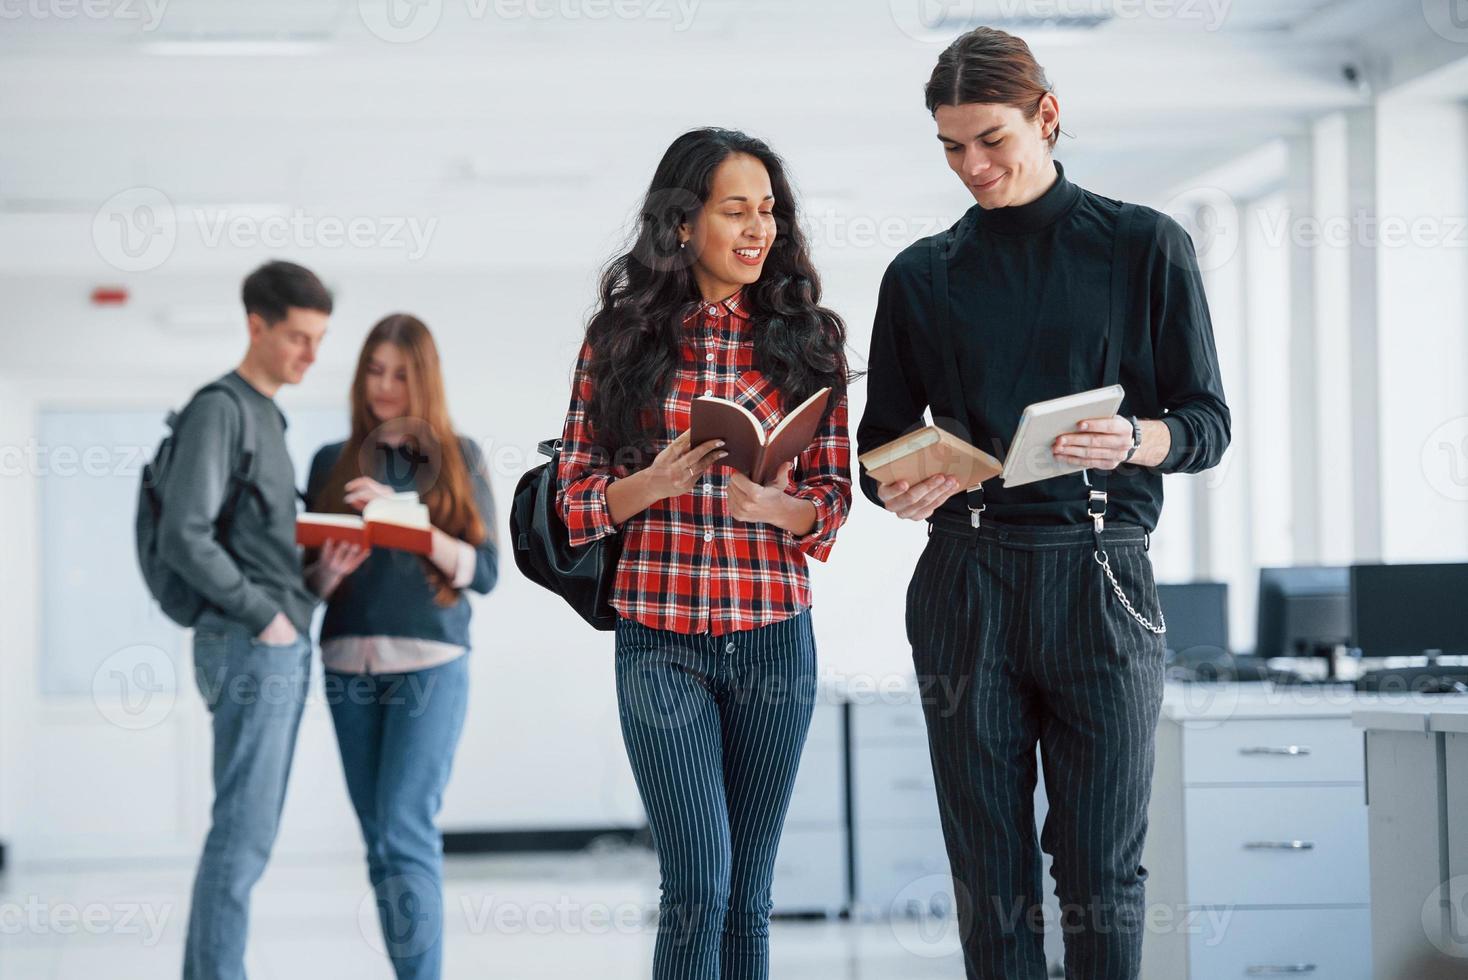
363, 495, 430, 528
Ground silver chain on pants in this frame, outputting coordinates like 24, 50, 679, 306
1094, 550, 1167, 635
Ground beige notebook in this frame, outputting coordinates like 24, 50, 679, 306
858, 426, 1002, 491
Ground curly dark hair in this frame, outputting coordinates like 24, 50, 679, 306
582, 127, 856, 465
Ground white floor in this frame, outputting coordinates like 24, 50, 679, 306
0, 848, 969, 979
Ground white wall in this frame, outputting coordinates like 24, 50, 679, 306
1374, 98, 1468, 562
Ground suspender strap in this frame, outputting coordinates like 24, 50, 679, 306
1085, 202, 1166, 636
930, 218, 986, 527
1085, 202, 1139, 534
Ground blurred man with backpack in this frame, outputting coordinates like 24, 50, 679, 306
143, 260, 335, 980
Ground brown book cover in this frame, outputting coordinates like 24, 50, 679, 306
295, 494, 433, 556
691, 386, 832, 484
858, 426, 1002, 491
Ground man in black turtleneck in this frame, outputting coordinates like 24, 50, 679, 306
857, 29, 1229, 980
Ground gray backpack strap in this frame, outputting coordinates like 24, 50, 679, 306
194, 381, 266, 538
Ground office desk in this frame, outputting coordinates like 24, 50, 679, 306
1352, 699, 1468, 978
1434, 708, 1468, 967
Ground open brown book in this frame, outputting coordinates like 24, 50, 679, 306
691, 386, 832, 484
858, 426, 1002, 492
295, 492, 433, 556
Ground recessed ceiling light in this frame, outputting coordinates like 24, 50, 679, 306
140, 38, 329, 57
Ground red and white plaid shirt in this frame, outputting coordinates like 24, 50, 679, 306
556, 289, 852, 636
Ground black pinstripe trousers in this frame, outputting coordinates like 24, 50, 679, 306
907, 516, 1166, 980
614, 609, 817, 980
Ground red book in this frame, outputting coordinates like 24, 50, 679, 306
295, 493, 433, 556
690, 386, 832, 485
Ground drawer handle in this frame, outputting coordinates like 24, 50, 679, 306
1244, 840, 1316, 851
1239, 746, 1312, 756
1245, 966, 1317, 975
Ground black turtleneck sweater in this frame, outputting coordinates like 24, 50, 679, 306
855, 161, 1230, 531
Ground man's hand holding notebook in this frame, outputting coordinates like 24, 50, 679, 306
862, 384, 1128, 506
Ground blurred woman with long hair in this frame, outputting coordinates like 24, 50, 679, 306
305, 313, 498, 980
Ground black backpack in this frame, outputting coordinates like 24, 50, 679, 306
509, 438, 622, 631
135, 381, 265, 627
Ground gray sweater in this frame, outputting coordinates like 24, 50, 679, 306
156, 371, 317, 635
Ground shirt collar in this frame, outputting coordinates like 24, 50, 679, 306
700, 287, 744, 319
684, 288, 747, 336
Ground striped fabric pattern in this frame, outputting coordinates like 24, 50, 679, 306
907, 517, 1166, 980
614, 608, 817, 980
556, 290, 853, 636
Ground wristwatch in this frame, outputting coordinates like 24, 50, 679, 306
1123, 415, 1142, 463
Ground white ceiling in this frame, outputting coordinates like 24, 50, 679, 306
0, 0, 1459, 274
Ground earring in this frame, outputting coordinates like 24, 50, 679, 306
679, 241, 687, 250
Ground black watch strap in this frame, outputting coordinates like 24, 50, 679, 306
1123, 414, 1142, 463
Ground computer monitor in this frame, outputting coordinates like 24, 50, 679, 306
1350, 562, 1468, 659
1156, 582, 1229, 658
1254, 567, 1350, 661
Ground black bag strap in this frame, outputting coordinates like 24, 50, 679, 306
929, 213, 988, 526
1085, 201, 1140, 525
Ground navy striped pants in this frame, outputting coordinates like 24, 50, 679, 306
614, 609, 817, 980
908, 517, 1166, 980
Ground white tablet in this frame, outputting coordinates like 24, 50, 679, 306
1000, 384, 1126, 488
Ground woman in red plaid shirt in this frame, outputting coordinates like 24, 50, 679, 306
556, 128, 853, 979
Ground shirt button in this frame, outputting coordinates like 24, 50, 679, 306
703, 389, 713, 397
703, 531, 713, 542
725, 641, 736, 654
705, 353, 715, 362
707, 306, 718, 315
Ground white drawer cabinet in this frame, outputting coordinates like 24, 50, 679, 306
784, 737, 843, 827
771, 699, 847, 915
771, 826, 847, 915
1186, 907, 1372, 979
805, 694, 842, 748
851, 696, 928, 743
1182, 719, 1363, 785
1141, 689, 1374, 980
854, 822, 955, 916
851, 743, 941, 826
1183, 786, 1369, 907
848, 697, 944, 916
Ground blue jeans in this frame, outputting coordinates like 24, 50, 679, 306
615, 610, 817, 980
184, 610, 312, 980
324, 654, 470, 980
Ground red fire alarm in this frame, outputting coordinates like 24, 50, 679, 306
91, 286, 129, 306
